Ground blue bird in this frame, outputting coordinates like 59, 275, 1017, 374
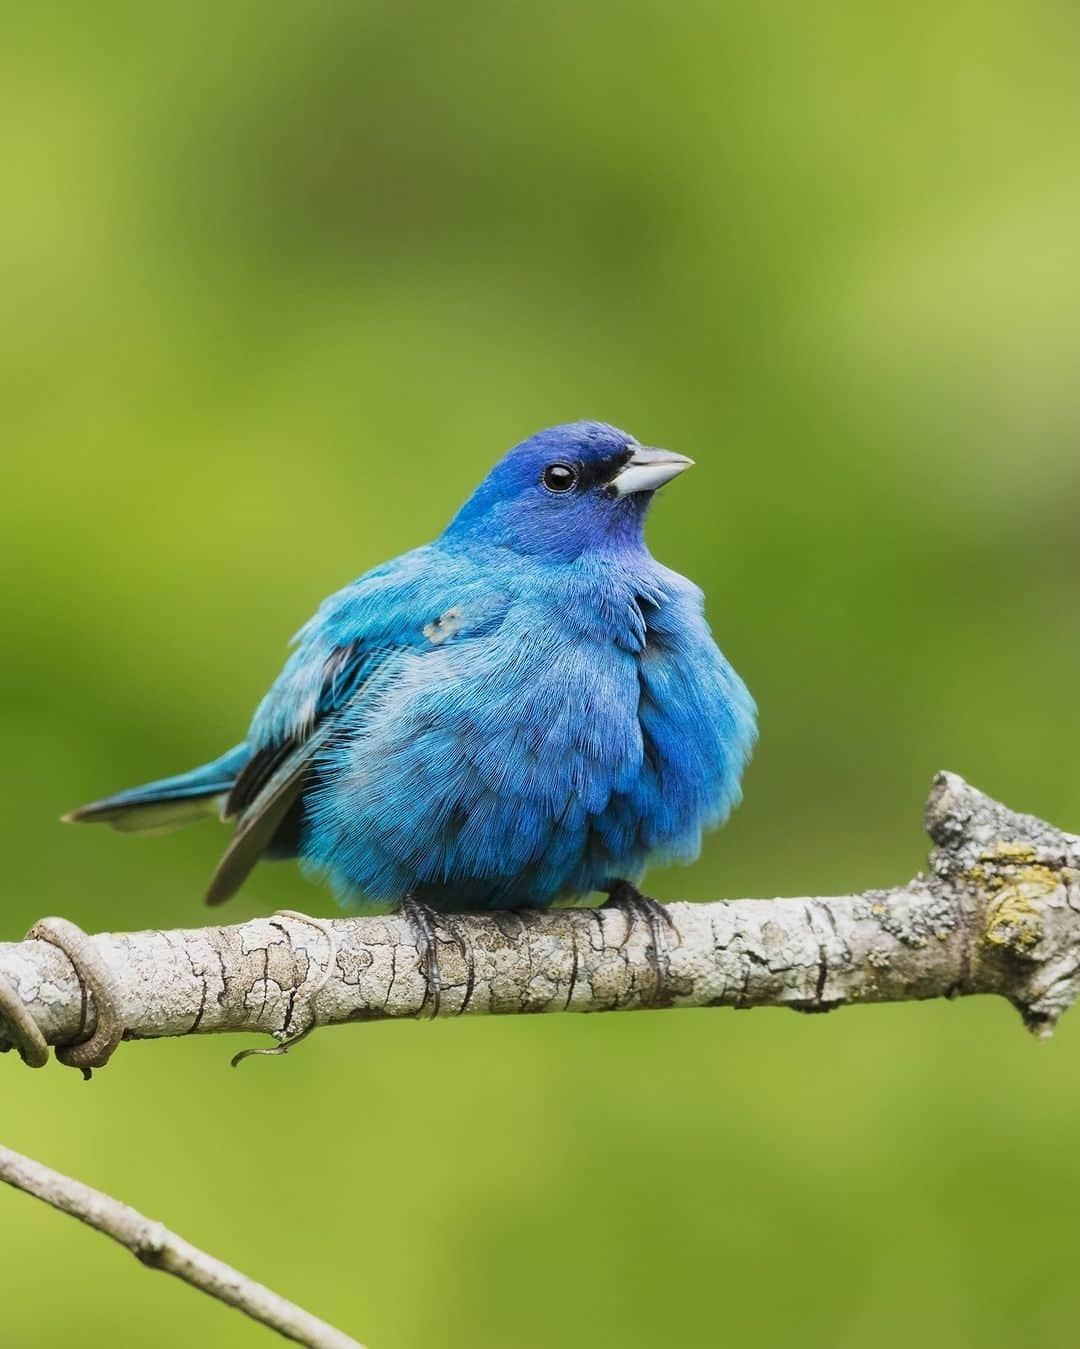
67, 422, 756, 1007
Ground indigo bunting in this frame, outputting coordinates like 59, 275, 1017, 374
68, 422, 756, 1006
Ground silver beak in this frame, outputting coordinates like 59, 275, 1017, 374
610, 445, 695, 496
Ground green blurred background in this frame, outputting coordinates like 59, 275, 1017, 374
3, 2, 1079, 1346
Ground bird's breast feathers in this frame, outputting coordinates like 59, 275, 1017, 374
293, 550, 756, 907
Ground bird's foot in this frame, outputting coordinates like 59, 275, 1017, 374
231, 909, 338, 1067
602, 882, 677, 1005
401, 895, 475, 1018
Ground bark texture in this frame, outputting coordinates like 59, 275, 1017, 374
2, 772, 1078, 1072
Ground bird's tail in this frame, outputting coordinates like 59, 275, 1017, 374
62, 743, 250, 836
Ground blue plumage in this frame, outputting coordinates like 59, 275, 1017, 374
68, 422, 757, 914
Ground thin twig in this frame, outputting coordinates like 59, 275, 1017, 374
0, 1143, 364, 1349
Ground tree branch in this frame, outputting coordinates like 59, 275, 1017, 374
1, 773, 1078, 1073
0, 1142, 364, 1349
6, 772, 1072, 1348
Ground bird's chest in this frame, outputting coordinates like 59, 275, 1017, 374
316, 578, 746, 905
514, 583, 716, 813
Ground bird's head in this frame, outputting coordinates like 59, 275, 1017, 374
444, 421, 693, 561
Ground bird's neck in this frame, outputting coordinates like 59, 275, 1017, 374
443, 496, 652, 565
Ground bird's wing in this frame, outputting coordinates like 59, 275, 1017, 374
204, 723, 333, 905
221, 639, 386, 820
204, 545, 507, 905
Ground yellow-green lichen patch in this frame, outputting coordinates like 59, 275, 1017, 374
982, 840, 1037, 864
983, 865, 1060, 955
965, 861, 1004, 892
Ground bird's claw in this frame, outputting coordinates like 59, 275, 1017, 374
401, 895, 475, 1018
602, 882, 677, 1005
402, 895, 444, 1018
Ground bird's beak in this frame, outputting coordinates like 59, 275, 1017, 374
609, 445, 695, 496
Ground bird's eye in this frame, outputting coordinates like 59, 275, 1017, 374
542, 463, 577, 493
